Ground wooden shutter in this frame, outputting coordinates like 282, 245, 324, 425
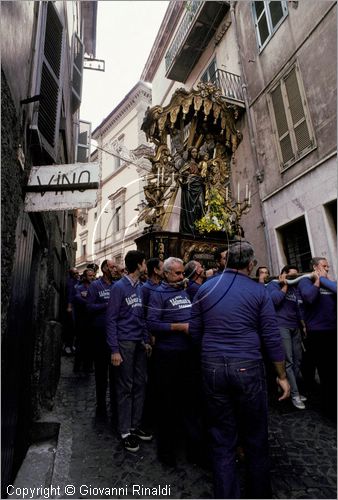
271, 84, 294, 164
31, 2, 64, 160
284, 67, 312, 155
71, 33, 84, 112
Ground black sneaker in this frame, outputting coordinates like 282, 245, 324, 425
122, 435, 140, 452
131, 428, 153, 441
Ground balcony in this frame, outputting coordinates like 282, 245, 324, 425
165, 1, 230, 83
212, 69, 245, 107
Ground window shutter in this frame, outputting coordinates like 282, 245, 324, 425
284, 68, 312, 155
76, 120, 91, 162
71, 33, 84, 112
271, 84, 294, 164
31, 2, 64, 160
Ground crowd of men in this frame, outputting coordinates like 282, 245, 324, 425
64, 243, 336, 499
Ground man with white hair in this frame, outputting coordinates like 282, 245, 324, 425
147, 257, 193, 466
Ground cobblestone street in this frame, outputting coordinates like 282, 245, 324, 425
15, 356, 336, 499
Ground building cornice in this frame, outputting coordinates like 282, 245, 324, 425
92, 81, 152, 139
140, 1, 185, 83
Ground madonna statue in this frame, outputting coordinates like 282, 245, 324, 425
179, 147, 205, 235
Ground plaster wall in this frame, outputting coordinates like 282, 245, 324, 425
264, 156, 337, 276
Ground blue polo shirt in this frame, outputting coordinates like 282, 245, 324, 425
189, 270, 284, 361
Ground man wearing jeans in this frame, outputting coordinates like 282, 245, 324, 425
267, 265, 306, 410
190, 241, 290, 499
106, 250, 152, 452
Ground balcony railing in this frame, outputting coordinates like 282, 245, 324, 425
212, 69, 244, 104
165, 0, 203, 72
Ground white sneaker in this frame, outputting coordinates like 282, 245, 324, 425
292, 396, 306, 410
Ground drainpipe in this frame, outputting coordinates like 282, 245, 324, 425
230, 1, 273, 271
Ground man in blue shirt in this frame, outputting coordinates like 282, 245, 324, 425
267, 265, 306, 410
147, 257, 193, 466
190, 241, 290, 499
106, 250, 152, 452
87, 259, 116, 417
184, 260, 206, 301
298, 257, 337, 420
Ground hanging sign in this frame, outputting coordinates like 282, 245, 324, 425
24, 162, 101, 212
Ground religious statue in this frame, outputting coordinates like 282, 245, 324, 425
179, 147, 205, 235
138, 81, 247, 234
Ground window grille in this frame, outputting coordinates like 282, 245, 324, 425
278, 217, 312, 272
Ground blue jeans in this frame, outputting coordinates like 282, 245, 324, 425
115, 340, 147, 435
202, 356, 271, 499
280, 327, 302, 398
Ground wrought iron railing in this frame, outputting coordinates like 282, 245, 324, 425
212, 69, 244, 103
165, 0, 203, 72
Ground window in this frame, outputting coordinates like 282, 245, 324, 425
253, 1, 288, 50
76, 120, 91, 162
277, 217, 312, 272
30, 2, 65, 160
201, 59, 217, 83
115, 206, 121, 232
81, 240, 87, 257
269, 65, 315, 170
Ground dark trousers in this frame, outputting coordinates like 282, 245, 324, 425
202, 356, 271, 499
305, 329, 337, 419
93, 327, 115, 414
154, 348, 205, 461
74, 321, 93, 372
115, 340, 147, 436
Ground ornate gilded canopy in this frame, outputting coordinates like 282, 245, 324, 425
139, 81, 249, 235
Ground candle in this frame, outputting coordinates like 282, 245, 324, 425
172, 172, 175, 185
237, 182, 240, 202
225, 186, 228, 201
248, 190, 251, 205
157, 171, 159, 187
245, 183, 248, 200
161, 167, 164, 184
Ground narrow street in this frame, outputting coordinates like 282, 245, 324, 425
13, 356, 336, 499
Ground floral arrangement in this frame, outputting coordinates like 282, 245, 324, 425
195, 188, 233, 234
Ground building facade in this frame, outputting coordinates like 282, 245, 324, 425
1, 1, 97, 492
141, 0, 337, 274
236, 0, 337, 274
75, 81, 153, 270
